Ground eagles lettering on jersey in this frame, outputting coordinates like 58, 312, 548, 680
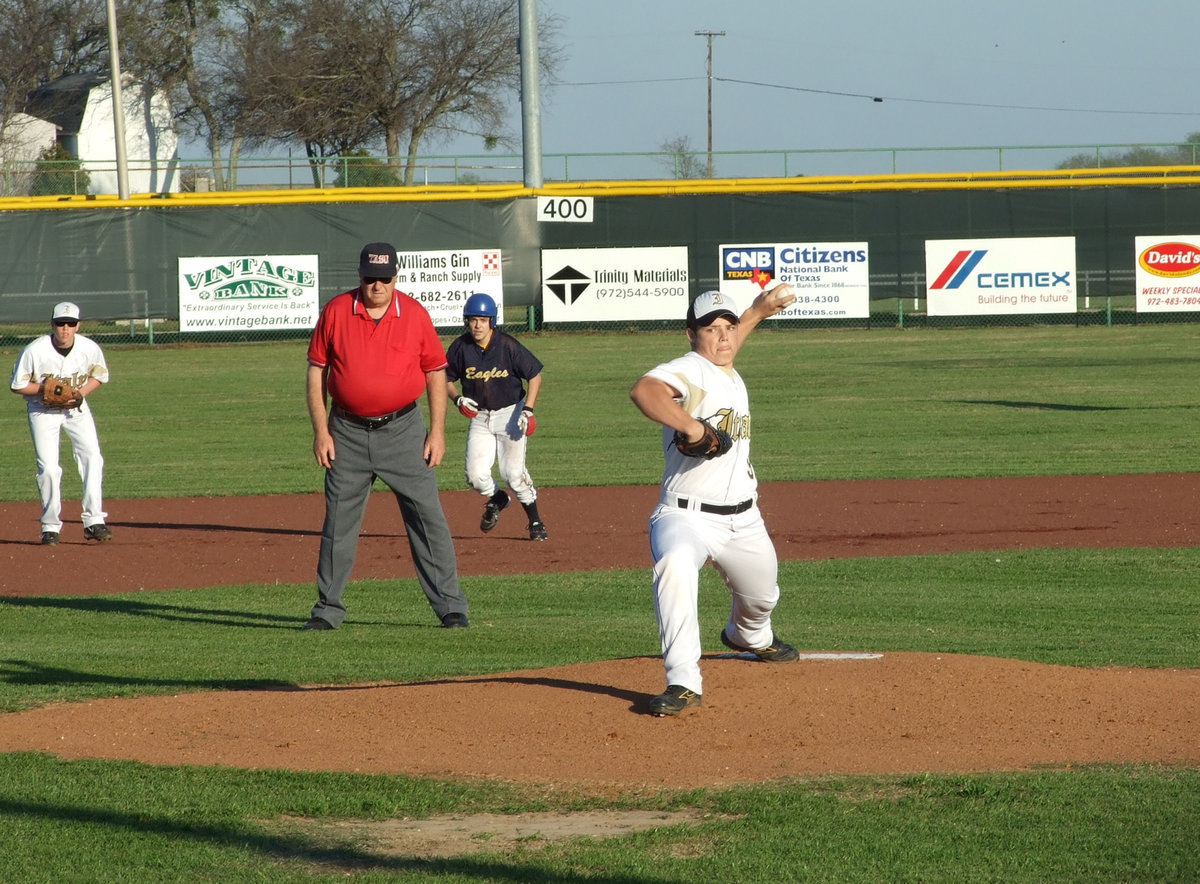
43, 371, 93, 389
464, 367, 512, 381
707, 408, 750, 441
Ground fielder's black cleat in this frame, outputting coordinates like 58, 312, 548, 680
84, 524, 113, 542
649, 685, 702, 717
719, 627, 800, 663
528, 520, 548, 541
480, 490, 510, 532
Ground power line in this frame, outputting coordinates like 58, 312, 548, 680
717, 77, 1199, 118
563, 76, 700, 86
558, 74, 1198, 118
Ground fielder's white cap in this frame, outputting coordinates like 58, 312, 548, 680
686, 290, 739, 327
52, 301, 81, 321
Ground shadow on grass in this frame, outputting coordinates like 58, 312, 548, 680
0, 658, 298, 692
0, 595, 296, 629
0, 796, 675, 883
953, 399, 1127, 412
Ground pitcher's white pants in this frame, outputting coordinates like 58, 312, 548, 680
649, 503, 780, 694
27, 407, 106, 533
463, 402, 536, 504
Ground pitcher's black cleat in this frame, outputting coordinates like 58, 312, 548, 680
719, 627, 800, 662
649, 685, 702, 717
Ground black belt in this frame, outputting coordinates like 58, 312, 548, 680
334, 401, 416, 429
675, 497, 754, 516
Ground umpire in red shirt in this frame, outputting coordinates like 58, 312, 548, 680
302, 242, 469, 630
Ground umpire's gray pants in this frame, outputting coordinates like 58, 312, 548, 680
311, 407, 467, 627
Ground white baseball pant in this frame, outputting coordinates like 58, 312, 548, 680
463, 402, 536, 504
27, 407, 107, 532
649, 502, 781, 694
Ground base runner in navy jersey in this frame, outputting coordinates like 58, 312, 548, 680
445, 293, 548, 541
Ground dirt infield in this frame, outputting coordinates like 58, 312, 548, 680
1, 474, 1198, 789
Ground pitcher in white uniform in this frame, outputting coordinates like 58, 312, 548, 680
10, 302, 113, 546
630, 285, 799, 716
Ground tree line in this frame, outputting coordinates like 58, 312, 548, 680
0, 0, 559, 190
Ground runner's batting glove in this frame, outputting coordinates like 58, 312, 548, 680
518, 406, 536, 436
456, 396, 479, 418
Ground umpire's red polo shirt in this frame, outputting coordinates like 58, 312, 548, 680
308, 288, 448, 417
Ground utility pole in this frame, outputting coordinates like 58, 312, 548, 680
105, 0, 130, 198
518, 0, 543, 188
694, 29, 724, 179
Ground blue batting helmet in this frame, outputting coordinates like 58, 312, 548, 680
463, 293, 498, 325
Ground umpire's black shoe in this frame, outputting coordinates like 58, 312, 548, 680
84, 524, 113, 542
301, 617, 334, 630
649, 685, 702, 717
40, 531, 59, 546
720, 627, 800, 662
480, 491, 510, 532
441, 612, 469, 629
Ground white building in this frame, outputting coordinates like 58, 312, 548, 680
0, 113, 59, 196
23, 72, 180, 194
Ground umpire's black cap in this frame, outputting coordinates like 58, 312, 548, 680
359, 242, 399, 277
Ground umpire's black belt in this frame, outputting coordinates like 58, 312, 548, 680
674, 497, 754, 516
334, 401, 416, 430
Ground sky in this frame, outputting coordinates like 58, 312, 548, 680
432, 0, 1200, 178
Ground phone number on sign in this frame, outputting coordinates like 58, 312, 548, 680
594, 287, 686, 299
418, 290, 471, 303
790, 295, 842, 305
1145, 297, 1200, 307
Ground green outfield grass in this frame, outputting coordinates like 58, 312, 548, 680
3, 322, 1200, 500
2, 324, 1198, 881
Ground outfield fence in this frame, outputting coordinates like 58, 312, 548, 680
0, 269, 1173, 349
2, 168, 1197, 347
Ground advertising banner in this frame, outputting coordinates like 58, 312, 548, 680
1134, 236, 1200, 312
178, 255, 320, 332
540, 246, 689, 323
393, 249, 504, 327
718, 242, 870, 319
925, 237, 1076, 316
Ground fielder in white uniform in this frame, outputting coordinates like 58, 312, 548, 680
630, 284, 799, 716
9, 301, 113, 545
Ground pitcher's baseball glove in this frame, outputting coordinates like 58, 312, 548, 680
43, 379, 80, 409
674, 420, 733, 459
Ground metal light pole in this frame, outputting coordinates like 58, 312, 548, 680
105, 0, 130, 198
695, 30, 724, 179
518, 0, 543, 188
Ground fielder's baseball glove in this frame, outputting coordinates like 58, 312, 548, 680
42, 379, 80, 409
674, 420, 733, 459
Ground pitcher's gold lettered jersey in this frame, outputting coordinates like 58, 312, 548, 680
643, 351, 756, 507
